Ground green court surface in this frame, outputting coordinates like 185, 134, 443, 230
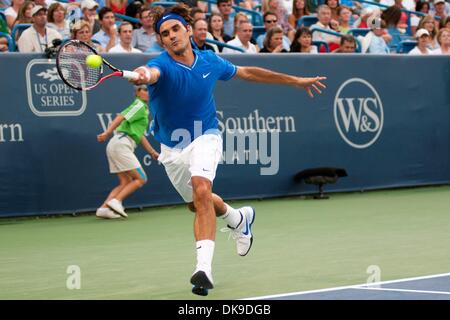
1, 185, 449, 300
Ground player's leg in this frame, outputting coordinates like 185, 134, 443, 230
190, 193, 256, 256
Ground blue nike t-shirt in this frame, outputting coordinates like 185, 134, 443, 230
147, 49, 237, 148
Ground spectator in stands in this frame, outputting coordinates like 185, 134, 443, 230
232, 12, 249, 38
191, 19, 216, 51
430, 0, 450, 20
144, 6, 165, 53
288, 0, 310, 29
17, 5, 61, 52
217, 0, 234, 37
324, 0, 339, 21
5, 0, 24, 29
47, 2, 70, 39
92, 6, 119, 52
263, 0, 294, 39
106, 0, 127, 15
418, 15, 439, 49
132, 6, 156, 52
333, 34, 356, 52
409, 28, 433, 54
432, 27, 450, 54
208, 12, 232, 52
337, 5, 352, 34
361, 18, 390, 54
440, 16, 450, 29
311, 5, 341, 52
109, 21, 142, 52
260, 26, 288, 52
410, 1, 430, 35
257, 11, 292, 50
381, 6, 403, 52
81, 0, 100, 35
289, 26, 318, 52
71, 19, 104, 52
125, 0, 142, 29
223, 20, 258, 53
13, 0, 33, 28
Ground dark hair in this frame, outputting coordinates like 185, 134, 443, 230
415, 1, 430, 13
292, 0, 310, 20
98, 7, 114, 21
324, 0, 340, 8
263, 11, 277, 22
263, 26, 283, 50
217, 0, 232, 5
381, 6, 401, 28
340, 34, 355, 46
439, 15, 450, 29
153, 3, 193, 34
290, 27, 312, 52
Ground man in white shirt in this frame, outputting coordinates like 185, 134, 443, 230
310, 5, 340, 51
109, 22, 142, 53
408, 28, 433, 55
17, 5, 62, 53
223, 21, 258, 53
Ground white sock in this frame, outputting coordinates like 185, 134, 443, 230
219, 204, 243, 229
195, 240, 215, 272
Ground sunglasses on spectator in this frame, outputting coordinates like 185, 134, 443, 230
265, 19, 277, 23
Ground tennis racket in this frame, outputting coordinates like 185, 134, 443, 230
56, 40, 139, 91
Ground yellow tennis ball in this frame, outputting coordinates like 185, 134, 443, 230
86, 54, 102, 68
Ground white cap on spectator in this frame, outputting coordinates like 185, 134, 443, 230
415, 28, 430, 38
31, 5, 47, 16
434, 0, 445, 4
81, 0, 99, 11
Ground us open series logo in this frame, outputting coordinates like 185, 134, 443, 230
25, 59, 87, 117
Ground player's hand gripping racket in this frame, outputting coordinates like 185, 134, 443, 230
56, 40, 139, 91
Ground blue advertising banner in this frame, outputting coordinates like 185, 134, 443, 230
0, 53, 449, 217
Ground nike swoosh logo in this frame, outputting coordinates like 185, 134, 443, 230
242, 219, 249, 236
202, 72, 211, 78
202, 168, 210, 172
162, 16, 169, 20
196, 246, 202, 249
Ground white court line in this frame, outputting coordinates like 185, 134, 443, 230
354, 287, 450, 296
244, 272, 450, 300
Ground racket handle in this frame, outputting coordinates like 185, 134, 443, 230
122, 70, 140, 80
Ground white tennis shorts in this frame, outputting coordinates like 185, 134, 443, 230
157, 133, 223, 203
106, 133, 141, 174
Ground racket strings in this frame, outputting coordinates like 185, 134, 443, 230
58, 41, 102, 90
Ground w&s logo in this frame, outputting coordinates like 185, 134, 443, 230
334, 78, 383, 149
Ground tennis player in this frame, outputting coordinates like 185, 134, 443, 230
130, 4, 327, 294
96, 85, 159, 219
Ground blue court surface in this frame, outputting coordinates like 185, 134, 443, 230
245, 273, 450, 300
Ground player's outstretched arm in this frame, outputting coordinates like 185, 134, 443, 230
97, 114, 125, 142
235, 66, 327, 98
129, 66, 161, 86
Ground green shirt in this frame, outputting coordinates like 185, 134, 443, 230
117, 97, 149, 145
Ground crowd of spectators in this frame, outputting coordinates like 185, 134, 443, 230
0, 0, 449, 54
